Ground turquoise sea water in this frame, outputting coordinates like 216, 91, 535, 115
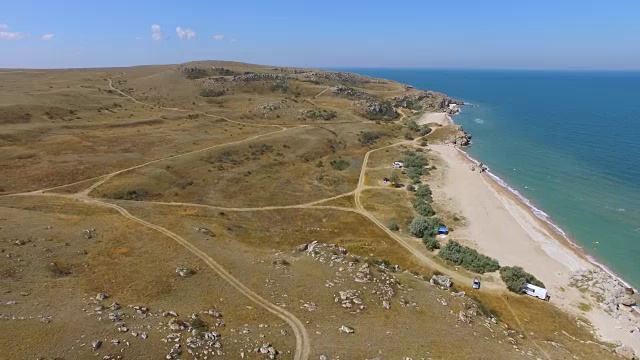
346, 69, 640, 289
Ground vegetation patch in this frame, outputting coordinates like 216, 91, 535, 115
499, 266, 545, 293
358, 131, 385, 146
302, 108, 337, 121
439, 241, 500, 274
200, 89, 226, 97
330, 159, 350, 171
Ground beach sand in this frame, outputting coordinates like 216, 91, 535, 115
430, 143, 640, 354
416, 112, 452, 126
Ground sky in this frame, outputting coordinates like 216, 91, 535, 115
1, 0, 640, 69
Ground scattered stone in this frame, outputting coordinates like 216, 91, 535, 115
91, 340, 102, 351
14, 238, 30, 246
194, 227, 215, 237
614, 345, 636, 359
96, 293, 109, 301
339, 325, 355, 334
84, 228, 97, 239
430, 275, 452, 290
175, 266, 195, 277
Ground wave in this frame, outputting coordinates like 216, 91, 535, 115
473, 118, 485, 124
449, 115, 639, 297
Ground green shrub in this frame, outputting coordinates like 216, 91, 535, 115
404, 132, 414, 140
407, 120, 420, 132
358, 131, 384, 146
499, 266, 545, 293
200, 89, 226, 97
414, 199, 435, 217
389, 171, 401, 186
330, 159, 350, 171
439, 241, 500, 274
409, 216, 430, 238
387, 220, 400, 231
406, 184, 416, 192
424, 237, 440, 251
420, 127, 432, 136
304, 108, 337, 120
415, 184, 433, 202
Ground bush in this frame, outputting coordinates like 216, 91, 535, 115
358, 131, 384, 146
419, 127, 432, 136
414, 199, 435, 217
304, 109, 337, 120
439, 241, 500, 274
407, 120, 420, 132
387, 220, 400, 231
389, 171, 401, 186
404, 132, 414, 140
200, 89, 226, 97
330, 159, 350, 171
424, 237, 440, 251
499, 266, 545, 293
415, 184, 433, 200
406, 184, 416, 192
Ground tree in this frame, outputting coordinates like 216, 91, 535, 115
386, 220, 400, 231
439, 241, 500, 274
409, 216, 430, 238
424, 237, 440, 251
414, 199, 435, 217
389, 171, 401, 186
499, 266, 545, 293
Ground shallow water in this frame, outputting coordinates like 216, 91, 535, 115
345, 68, 640, 288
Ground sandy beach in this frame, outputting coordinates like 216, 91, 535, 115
416, 112, 452, 127
430, 143, 640, 354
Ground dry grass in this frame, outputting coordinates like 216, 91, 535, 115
0, 61, 622, 359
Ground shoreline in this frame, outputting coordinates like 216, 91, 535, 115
455, 146, 639, 296
428, 109, 640, 353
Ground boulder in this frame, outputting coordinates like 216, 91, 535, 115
430, 275, 452, 290
339, 325, 355, 334
95, 293, 109, 301
614, 345, 636, 359
619, 295, 636, 307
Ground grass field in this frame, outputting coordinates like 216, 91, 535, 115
0, 61, 621, 359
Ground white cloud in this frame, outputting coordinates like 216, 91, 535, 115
0, 24, 25, 40
41, 34, 55, 41
176, 26, 196, 40
135, 37, 142, 40
151, 24, 163, 41
230, 38, 237, 43
213, 34, 224, 41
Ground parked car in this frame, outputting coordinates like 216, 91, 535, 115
472, 278, 481, 289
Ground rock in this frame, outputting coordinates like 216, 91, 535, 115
109, 302, 121, 311
452, 291, 466, 297
382, 300, 390, 310
614, 345, 636, 359
141, 332, 148, 339
339, 325, 355, 334
193, 227, 215, 237
619, 295, 636, 307
175, 266, 195, 277
163, 311, 178, 317
297, 243, 308, 252
91, 340, 102, 350
430, 275, 452, 290
96, 293, 109, 301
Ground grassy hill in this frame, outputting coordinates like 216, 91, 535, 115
0, 61, 621, 359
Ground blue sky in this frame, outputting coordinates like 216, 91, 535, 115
1, 0, 640, 69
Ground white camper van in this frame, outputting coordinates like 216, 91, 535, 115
523, 283, 550, 301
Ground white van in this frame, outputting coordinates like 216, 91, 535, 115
523, 283, 550, 301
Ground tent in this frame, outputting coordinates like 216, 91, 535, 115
437, 226, 449, 235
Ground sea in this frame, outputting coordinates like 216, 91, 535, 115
344, 68, 640, 289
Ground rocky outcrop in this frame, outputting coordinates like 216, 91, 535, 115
614, 345, 637, 360
232, 73, 290, 82
430, 275, 452, 290
390, 91, 463, 113
355, 100, 398, 121
329, 85, 375, 101
299, 71, 378, 84
454, 126, 472, 147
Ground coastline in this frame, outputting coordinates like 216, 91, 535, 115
428, 110, 640, 353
